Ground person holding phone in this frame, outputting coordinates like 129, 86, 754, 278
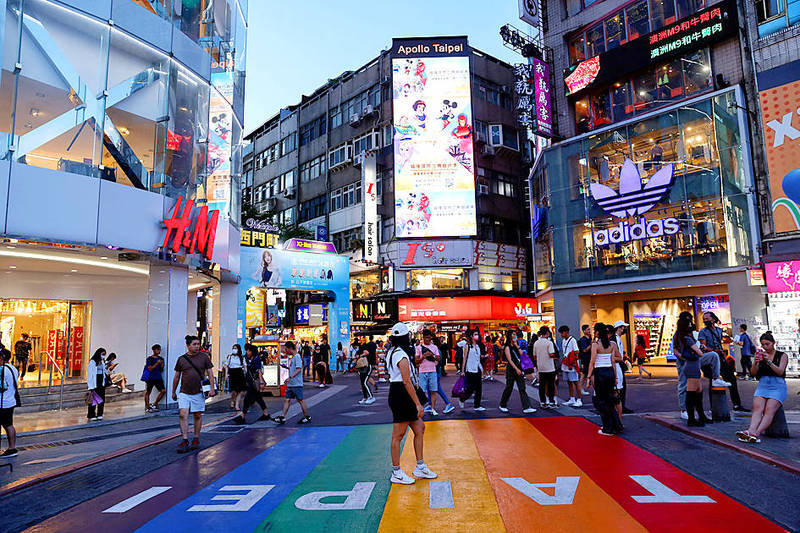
737, 331, 788, 444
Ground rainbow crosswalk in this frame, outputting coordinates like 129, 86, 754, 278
29, 418, 785, 533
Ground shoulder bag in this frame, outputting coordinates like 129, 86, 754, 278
181, 355, 211, 394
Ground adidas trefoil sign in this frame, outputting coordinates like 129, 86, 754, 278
589, 159, 679, 246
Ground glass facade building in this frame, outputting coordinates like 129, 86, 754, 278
532, 87, 757, 289
0, 0, 246, 222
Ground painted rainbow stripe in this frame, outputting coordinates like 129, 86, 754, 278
28, 419, 786, 533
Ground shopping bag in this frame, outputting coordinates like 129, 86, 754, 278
141, 364, 150, 382
451, 375, 466, 400
90, 391, 104, 406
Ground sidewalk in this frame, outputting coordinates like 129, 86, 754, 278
645, 410, 800, 474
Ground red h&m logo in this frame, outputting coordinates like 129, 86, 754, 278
162, 196, 220, 261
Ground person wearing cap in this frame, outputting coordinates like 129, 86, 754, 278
613, 320, 633, 414
386, 322, 437, 485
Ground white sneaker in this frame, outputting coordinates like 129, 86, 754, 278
551, 399, 558, 407
458, 400, 465, 408
523, 407, 537, 413
97, 416, 103, 420
391, 469, 416, 484
581, 389, 590, 395
358, 399, 366, 405
565, 398, 575, 406
572, 399, 582, 408
121, 388, 132, 393
429, 408, 438, 416
443, 404, 455, 414
413, 464, 438, 479
712, 378, 731, 387
424, 405, 432, 413
474, 406, 486, 412
680, 410, 689, 420
318, 384, 326, 388
498, 406, 509, 413
365, 397, 376, 405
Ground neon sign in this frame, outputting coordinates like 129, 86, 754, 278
162, 196, 219, 260
765, 261, 800, 293
590, 159, 679, 246
565, 56, 600, 96
284, 238, 337, 254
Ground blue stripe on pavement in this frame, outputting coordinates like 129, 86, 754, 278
135, 426, 353, 533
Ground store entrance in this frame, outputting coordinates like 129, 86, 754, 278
0, 298, 91, 385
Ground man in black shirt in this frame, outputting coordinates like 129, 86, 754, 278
577, 325, 592, 395
14, 334, 31, 379
301, 341, 312, 379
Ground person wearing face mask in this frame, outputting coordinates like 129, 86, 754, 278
698, 311, 746, 412
459, 329, 486, 412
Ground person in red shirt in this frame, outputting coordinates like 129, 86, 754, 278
635, 334, 652, 379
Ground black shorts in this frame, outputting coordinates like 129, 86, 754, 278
228, 368, 246, 392
580, 355, 591, 375
388, 382, 418, 423
0, 407, 14, 427
146, 379, 165, 393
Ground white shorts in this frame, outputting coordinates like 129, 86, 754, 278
178, 392, 206, 413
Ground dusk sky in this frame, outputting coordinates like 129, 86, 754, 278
243, 0, 524, 133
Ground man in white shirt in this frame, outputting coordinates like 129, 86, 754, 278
533, 327, 558, 408
614, 320, 633, 414
558, 326, 581, 407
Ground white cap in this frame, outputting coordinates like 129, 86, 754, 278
613, 320, 629, 328
391, 322, 410, 336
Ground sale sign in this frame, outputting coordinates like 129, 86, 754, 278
70, 326, 84, 372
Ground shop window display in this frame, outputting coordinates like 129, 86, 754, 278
626, 1, 651, 40
407, 269, 467, 291
629, 297, 694, 362
569, 35, 586, 64
351, 271, 380, 300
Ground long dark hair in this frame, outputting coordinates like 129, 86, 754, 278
636, 334, 646, 348
91, 348, 105, 364
594, 323, 610, 349
504, 329, 515, 348
673, 316, 693, 353
232, 344, 243, 365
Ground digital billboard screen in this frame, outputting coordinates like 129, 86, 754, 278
391, 37, 477, 238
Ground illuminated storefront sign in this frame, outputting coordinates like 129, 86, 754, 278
284, 238, 337, 254
363, 152, 379, 263
162, 196, 220, 260
391, 37, 477, 238
398, 239, 473, 268
758, 59, 800, 234
590, 159, 679, 246
353, 299, 398, 322
765, 261, 800, 293
564, 0, 737, 96
241, 229, 279, 248
513, 58, 553, 138
747, 266, 765, 287
398, 296, 538, 322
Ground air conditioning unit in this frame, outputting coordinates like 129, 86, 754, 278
363, 104, 376, 117
476, 167, 486, 177
349, 113, 361, 126
381, 75, 391, 85
283, 186, 296, 199
478, 184, 489, 196
476, 131, 487, 144
259, 198, 277, 213
480, 145, 495, 157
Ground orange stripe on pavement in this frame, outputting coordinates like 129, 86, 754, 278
378, 419, 505, 533
469, 418, 647, 533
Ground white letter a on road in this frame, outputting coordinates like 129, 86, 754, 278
501, 476, 580, 505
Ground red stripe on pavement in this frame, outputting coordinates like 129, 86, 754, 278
24, 428, 296, 533
530, 417, 786, 533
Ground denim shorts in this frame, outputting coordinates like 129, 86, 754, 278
418, 371, 438, 392
286, 386, 304, 400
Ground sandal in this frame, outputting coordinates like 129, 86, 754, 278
747, 433, 761, 444
735, 430, 750, 442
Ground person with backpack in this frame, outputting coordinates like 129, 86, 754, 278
233, 344, 273, 425
223, 344, 246, 410
172, 335, 216, 453
386, 322, 437, 485
357, 347, 376, 405
558, 326, 582, 407
0, 349, 20, 457
499, 330, 536, 414
736, 324, 755, 380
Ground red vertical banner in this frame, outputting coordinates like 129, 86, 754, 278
56, 330, 67, 369
47, 330, 56, 357
70, 326, 84, 372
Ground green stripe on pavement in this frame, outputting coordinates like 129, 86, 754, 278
255, 424, 394, 532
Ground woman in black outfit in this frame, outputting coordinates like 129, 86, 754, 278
674, 316, 711, 427
233, 344, 273, 425
459, 329, 485, 411
587, 323, 623, 435
87, 348, 107, 421
358, 347, 375, 404
499, 330, 535, 414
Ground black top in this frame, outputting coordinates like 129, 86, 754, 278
577, 336, 592, 359
506, 345, 521, 371
301, 345, 312, 358
755, 351, 786, 380
365, 341, 377, 365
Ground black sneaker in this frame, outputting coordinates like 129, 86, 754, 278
298, 416, 312, 424
177, 440, 190, 454
274, 416, 286, 425
233, 415, 247, 425
0, 448, 18, 457
258, 414, 272, 422
733, 405, 750, 412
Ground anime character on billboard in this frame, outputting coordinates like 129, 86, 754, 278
396, 138, 414, 173
259, 249, 282, 288
394, 116, 418, 139
439, 100, 457, 130
415, 60, 427, 87
419, 193, 432, 223
448, 113, 473, 171
412, 100, 427, 130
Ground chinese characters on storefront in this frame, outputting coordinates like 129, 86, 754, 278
513, 59, 552, 137
766, 261, 800, 293
648, 6, 727, 60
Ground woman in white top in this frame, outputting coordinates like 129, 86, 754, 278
223, 344, 246, 410
587, 323, 623, 435
459, 329, 485, 411
386, 322, 437, 485
87, 348, 108, 422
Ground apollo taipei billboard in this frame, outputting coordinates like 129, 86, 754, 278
391, 37, 477, 239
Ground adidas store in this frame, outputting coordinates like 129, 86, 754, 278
531, 86, 766, 359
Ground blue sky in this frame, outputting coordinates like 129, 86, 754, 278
243, 0, 523, 133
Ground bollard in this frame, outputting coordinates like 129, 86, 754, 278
709, 385, 731, 422
765, 406, 790, 438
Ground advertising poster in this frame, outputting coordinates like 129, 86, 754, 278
758, 60, 800, 234
362, 152, 379, 263
237, 246, 350, 353
207, 71, 234, 217
391, 37, 477, 238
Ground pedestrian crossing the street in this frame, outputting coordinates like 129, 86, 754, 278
31, 418, 784, 533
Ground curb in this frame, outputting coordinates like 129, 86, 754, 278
643, 415, 800, 476
0, 413, 238, 498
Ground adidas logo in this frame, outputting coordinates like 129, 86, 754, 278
590, 159, 679, 246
